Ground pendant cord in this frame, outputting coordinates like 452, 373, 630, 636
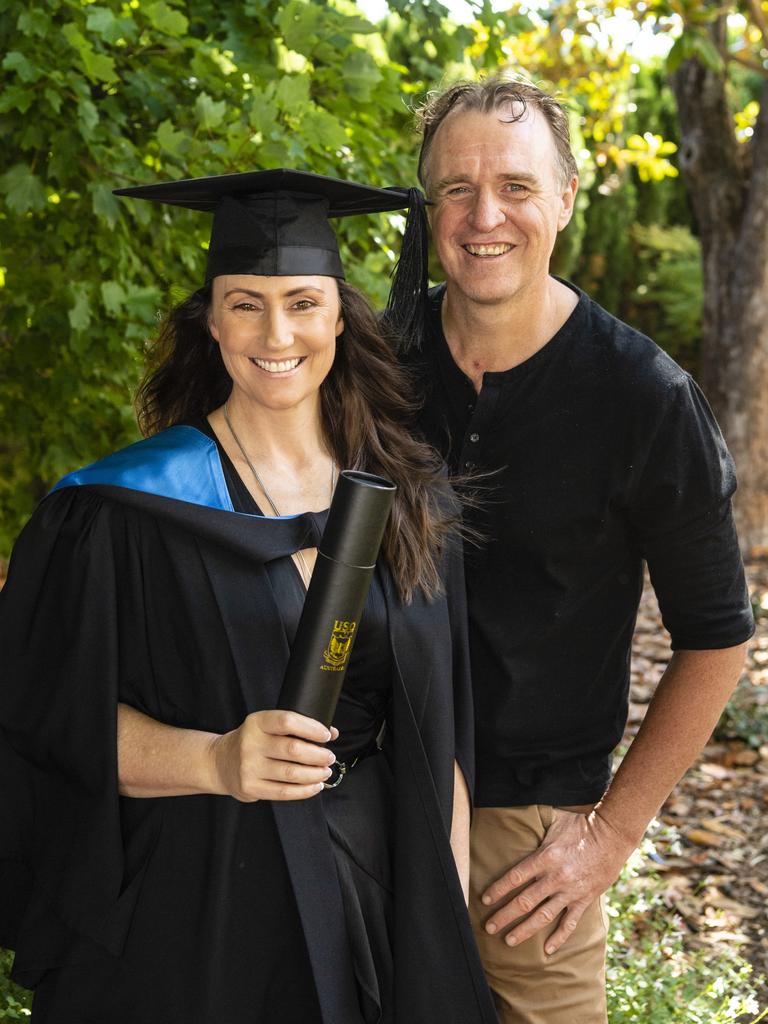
223, 401, 336, 587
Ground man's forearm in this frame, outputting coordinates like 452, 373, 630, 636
481, 643, 749, 951
595, 643, 748, 844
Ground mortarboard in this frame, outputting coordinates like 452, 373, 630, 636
114, 169, 428, 348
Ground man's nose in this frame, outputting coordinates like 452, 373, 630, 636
467, 188, 506, 233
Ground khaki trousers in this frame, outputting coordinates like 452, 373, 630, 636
469, 805, 608, 1024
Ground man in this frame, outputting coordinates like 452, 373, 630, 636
405, 76, 755, 1024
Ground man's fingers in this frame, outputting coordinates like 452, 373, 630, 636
484, 879, 553, 934
482, 853, 541, 905
497, 895, 570, 949
543, 905, 584, 955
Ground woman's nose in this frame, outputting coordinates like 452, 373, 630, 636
261, 308, 293, 350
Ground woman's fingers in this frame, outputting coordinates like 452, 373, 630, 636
270, 734, 336, 768
256, 780, 328, 801
257, 709, 333, 744
212, 710, 342, 802
261, 757, 333, 785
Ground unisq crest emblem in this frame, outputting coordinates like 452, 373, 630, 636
321, 619, 357, 672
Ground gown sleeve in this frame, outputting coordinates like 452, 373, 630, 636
0, 488, 160, 981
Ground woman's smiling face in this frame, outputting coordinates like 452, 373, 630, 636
208, 274, 344, 413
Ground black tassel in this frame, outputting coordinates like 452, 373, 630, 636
383, 187, 430, 352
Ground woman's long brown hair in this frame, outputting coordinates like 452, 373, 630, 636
136, 280, 457, 602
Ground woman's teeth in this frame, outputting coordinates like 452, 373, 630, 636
250, 357, 302, 372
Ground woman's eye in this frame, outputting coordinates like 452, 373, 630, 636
292, 299, 316, 311
232, 302, 257, 312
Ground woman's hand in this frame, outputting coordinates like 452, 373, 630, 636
209, 710, 338, 802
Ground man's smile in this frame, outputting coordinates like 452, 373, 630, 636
462, 243, 515, 257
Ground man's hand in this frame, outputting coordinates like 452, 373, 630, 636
481, 808, 635, 954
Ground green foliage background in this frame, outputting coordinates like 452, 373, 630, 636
0, 0, 708, 558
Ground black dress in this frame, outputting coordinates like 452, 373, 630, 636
209, 419, 398, 1021
0, 425, 496, 1024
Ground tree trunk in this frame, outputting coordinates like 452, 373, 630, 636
671, 42, 768, 555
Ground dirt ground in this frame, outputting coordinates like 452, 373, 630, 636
626, 559, 768, 998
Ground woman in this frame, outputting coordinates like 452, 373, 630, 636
0, 170, 495, 1023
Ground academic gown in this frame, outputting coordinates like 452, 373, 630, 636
0, 425, 496, 1024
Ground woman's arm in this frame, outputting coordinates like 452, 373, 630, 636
117, 703, 337, 801
450, 759, 471, 903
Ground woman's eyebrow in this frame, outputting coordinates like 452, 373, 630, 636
222, 286, 326, 299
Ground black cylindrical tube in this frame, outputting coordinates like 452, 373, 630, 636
278, 470, 396, 726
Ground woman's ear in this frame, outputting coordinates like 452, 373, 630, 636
208, 312, 220, 343
335, 315, 344, 338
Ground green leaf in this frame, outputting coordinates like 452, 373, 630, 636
61, 23, 119, 84
86, 6, 121, 42
124, 286, 162, 322
248, 87, 279, 134
0, 164, 47, 214
2, 51, 43, 84
90, 184, 120, 226
44, 88, 63, 114
78, 99, 100, 138
82, 49, 118, 85
301, 108, 347, 152
341, 51, 382, 103
277, 1, 324, 55
665, 35, 688, 76
144, 2, 189, 37
68, 286, 92, 332
101, 281, 127, 316
61, 23, 89, 54
690, 34, 724, 74
157, 119, 189, 158
275, 73, 311, 113
16, 9, 49, 37
195, 92, 227, 131
0, 85, 34, 114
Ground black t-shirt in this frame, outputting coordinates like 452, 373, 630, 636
405, 282, 755, 807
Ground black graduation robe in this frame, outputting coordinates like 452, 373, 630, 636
0, 426, 496, 1023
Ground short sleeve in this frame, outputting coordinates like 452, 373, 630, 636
627, 374, 754, 650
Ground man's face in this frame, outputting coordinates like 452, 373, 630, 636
425, 105, 577, 307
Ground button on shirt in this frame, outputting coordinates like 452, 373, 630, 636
405, 283, 755, 807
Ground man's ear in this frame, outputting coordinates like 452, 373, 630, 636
557, 176, 579, 232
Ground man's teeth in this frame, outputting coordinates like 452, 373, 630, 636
251, 357, 302, 372
464, 244, 513, 256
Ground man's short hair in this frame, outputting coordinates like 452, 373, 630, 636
415, 75, 579, 192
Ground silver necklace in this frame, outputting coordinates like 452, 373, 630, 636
223, 401, 336, 588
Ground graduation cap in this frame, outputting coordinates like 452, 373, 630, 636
114, 169, 428, 349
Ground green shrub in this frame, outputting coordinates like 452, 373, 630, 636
607, 835, 765, 1023
0, 948, 31, 1019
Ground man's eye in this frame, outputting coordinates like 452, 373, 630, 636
446, 186, 471, 196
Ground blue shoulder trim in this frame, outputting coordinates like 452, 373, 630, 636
51, 426, 235, 512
